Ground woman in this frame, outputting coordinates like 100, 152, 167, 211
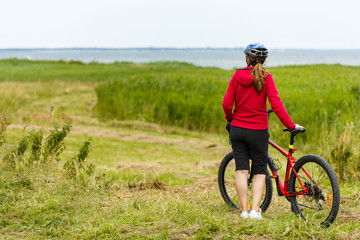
222, 43, 303, 219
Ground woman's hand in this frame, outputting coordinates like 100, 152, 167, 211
290, 124, 306, 134
226, 122, 231, 134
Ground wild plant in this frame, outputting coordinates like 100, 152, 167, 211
42, 124, 71, 163
3, 135, 30, 169
3, 124, 72, 170
28, 129, 44, 164
330, 122, 354, 182
64, 139, 94, 180
2, 123, 98, 186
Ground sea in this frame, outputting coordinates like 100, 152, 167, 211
0, 48, 359, 69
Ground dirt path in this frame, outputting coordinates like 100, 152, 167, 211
7, 124, 229, 152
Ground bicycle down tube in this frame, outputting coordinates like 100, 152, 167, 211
268, 139, 310, 197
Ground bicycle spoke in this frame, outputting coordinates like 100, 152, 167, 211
298, 203, 323, 211
224, 161, 238, 207
292, 158, 339, 227
316, 200, 323, 211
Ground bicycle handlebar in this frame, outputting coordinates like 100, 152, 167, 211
283, 126, 306, 136
267, 109, 306, 136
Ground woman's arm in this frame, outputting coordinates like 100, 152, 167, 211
222, 75, 237, 122
266, 74, 295, 130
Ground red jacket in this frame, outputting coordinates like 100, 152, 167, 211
222, 66, 295, 130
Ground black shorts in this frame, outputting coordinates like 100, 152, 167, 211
230, 126, 269, 175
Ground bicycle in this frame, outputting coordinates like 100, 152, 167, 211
218, 110, 340, 227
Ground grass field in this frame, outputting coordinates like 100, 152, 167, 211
0, 59, 359, 239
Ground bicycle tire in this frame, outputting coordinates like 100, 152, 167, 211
218, 152, 273, 212
289, 154, 340, 228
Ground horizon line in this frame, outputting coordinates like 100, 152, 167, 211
1, 47, 360, 51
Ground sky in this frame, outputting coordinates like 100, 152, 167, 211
1, 0, 360, 49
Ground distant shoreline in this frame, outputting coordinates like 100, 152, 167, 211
1, 47, 360, 51
1, 48, 359, 69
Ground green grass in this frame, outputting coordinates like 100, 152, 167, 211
94, 63, 360, 134
93, 62, 360, 181
0, 59, 359, 239
1, 161, 359, 239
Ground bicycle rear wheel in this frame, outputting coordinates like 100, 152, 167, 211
289, 154, 340, 228
218, 152, 273, 212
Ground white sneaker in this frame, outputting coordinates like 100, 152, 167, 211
249, 209, 263, 220
240, 211, 249, 219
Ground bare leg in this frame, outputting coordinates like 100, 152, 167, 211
235, 170, 249, 212
251, 174, 266, 212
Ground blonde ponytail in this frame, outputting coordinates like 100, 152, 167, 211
251, 61, 268, 94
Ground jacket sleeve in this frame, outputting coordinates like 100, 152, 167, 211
266, 74, 295, 130
222, 74, 236, 122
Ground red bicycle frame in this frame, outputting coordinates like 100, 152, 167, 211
268, 138, 322, 197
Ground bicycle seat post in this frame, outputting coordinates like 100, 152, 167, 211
289, 134, 296, 154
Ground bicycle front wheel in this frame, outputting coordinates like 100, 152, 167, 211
289, 154, 340, 228
218, 152, 273, 212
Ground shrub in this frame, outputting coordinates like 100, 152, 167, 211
64, 139, 94, 180
42, 124, 71, 163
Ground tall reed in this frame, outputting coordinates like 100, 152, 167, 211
95, 64, 360, 181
